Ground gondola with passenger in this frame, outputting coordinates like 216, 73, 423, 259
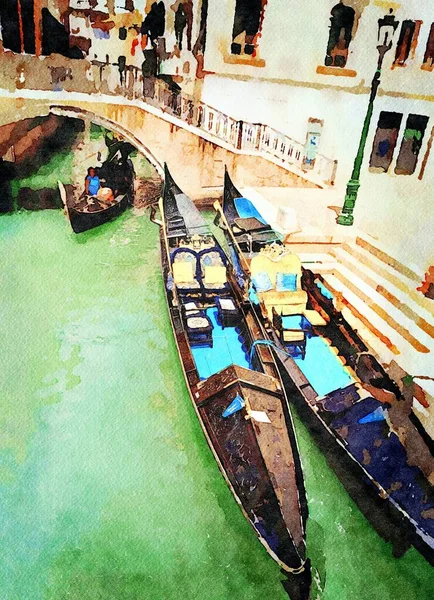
58, 149, 135, 234
152, 164, 311, 592
214, 172, 434, 567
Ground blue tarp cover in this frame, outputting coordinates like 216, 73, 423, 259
234, 197, 267, 224
191, 308, 250, 379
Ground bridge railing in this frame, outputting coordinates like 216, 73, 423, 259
0, 52, 337, 186
139, 78, 337, 186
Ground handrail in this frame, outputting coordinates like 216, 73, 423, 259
0, 52, 337, 186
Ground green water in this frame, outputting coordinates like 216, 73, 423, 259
1, 210, 434, 600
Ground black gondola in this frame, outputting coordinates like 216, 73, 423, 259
58, 182, 129, 234
216, 169, 434, 567
152, 164, 311, 593
220, 168, 281, 253
58, 146, 135, 234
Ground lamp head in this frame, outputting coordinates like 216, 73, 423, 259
377, 10, 399, 48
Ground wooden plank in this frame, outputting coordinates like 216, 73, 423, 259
282, 356, 311, 388
193, 365, 239, 405
246, 386, 304, 548
175, 330, 198, 377
193, 364, 281, 406
299, 384, 319, 404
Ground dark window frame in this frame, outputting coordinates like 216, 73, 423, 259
324, 2, 356, 69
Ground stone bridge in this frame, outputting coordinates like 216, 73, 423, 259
0, 89, 321, 201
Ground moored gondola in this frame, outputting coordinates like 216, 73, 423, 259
153, 164, 311, 590
215, 171, 434, 566
221, 168, 281, 253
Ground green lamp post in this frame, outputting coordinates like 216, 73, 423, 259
337, 11, 399, 226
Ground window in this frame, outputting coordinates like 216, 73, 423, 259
422, 23, 434, 71
393, 20, 422, 67
231, 0, 266, 56
324, 3, 355, 68
369, 111, 402, 173
395, 114, 429, 175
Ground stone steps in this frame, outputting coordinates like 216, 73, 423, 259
331, 246, 434, 339
350, 237, 434, 318
321, 274, 432, 369
325, 265, 431, 354
288, 237, 433, 356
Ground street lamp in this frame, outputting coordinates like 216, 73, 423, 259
337, 11, 399, 226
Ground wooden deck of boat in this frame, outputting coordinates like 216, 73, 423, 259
246, 379, 305, 549
193, 363, 304, 550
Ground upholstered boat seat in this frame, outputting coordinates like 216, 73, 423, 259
186, 314, 213, 347
250, 249, 308, 320
263, 291, 308, 316
172, 249, 201, 293
182, 301, 202, 317
199, 248, 230, 297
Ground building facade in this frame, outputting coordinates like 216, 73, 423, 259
199, 0, 434, 275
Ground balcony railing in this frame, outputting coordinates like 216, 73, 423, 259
0, 52, 337, 186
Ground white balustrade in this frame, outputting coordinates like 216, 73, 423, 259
0, 51, 336, 186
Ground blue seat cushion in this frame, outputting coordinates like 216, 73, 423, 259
276, 272, 297, 292
251, 271, 273, 293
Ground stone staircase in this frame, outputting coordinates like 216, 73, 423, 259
285, 236, 434, 434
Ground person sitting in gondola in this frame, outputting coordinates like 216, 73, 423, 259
80, 167, 115, 209
84, 167, 101, 197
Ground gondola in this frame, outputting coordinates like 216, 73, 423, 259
221, 168, 281, 253
58, 150, 135, 234
152, 164, 310, 590
215, 170, 434, 567
58, 181, 129, 234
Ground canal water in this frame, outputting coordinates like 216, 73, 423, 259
1, 209, 434, 600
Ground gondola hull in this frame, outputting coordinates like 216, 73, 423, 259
156, 165, 310, 586
160, 231, 308, 575
217, 171, 434, 567
68, 193, 129, 234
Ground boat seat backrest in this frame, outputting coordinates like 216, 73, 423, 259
198, 247, 227, 278
250, 252, 303, 290
172, 248, 199, 281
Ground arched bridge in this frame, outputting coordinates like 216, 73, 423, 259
0, 89, 326, 202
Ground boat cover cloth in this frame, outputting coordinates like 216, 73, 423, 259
234, 217, 269, 232
191, 308, 249, 379
175, 192, 210, 237
331, 398, 434, 544
234, 197, 267, 224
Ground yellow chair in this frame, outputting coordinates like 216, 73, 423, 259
250, 249, 308, 319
